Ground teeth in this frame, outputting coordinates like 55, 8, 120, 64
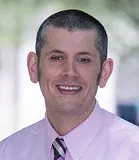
58, 86, 81, 91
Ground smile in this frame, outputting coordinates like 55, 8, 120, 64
58, 86, 81, 91
56, 85, 82, 95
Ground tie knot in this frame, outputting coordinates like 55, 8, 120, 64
52, 138, 67, 159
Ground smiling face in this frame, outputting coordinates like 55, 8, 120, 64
27, 26, 113, 117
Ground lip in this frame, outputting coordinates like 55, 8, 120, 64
56, 84, 82, 95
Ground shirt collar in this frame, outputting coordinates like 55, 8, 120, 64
45, 100, 104, 160
45, 115, 58, 160
64, 100, 104, 160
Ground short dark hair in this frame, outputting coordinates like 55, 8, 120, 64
36, 9, 108, 66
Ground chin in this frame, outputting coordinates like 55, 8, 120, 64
55, 103, 82, 115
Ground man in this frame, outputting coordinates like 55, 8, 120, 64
0, 9, 139, 160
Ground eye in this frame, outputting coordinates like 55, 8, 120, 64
78, 58, 91, 63
50, 56, 63, 61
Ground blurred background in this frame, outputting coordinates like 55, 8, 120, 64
0, 0, 139, 141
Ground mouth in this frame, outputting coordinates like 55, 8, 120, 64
56, 85, 82, 95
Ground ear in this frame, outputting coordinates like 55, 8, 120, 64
98, 58, 113, 88
27, 51, 38, 83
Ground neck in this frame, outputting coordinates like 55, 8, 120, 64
47, 101, 96, 136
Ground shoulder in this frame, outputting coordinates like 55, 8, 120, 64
101, 108, 139, 132
101, 108, 139, 155
0, 119, 46, 159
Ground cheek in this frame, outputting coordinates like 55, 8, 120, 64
82, 70, 100, 95
39, 70, 54, 99
40, 64, 61, 88
85, 75, 97, 88
79, 66, 99, 82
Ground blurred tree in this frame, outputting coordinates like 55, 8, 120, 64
106, 0, 139, 25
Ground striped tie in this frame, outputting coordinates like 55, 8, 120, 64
52, 138, 67, 160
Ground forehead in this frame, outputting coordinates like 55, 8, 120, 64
46, 26, 97, 40
43, 26, 98, 50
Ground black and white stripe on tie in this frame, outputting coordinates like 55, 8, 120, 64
52, 138, 67, 160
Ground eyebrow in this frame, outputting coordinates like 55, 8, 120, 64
45, 49, 97, 58
77, 51, 93, 56
77, 51, 98, 59
45, 49, 64, 55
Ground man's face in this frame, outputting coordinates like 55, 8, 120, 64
28, 27, 113, 116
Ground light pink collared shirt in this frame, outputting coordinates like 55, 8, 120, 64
0, 100, 139, 160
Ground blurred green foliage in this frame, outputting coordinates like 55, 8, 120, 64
0, 0, 139, 54
106, 0, 139, 26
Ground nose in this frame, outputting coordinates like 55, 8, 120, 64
60, 60, 79, 78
